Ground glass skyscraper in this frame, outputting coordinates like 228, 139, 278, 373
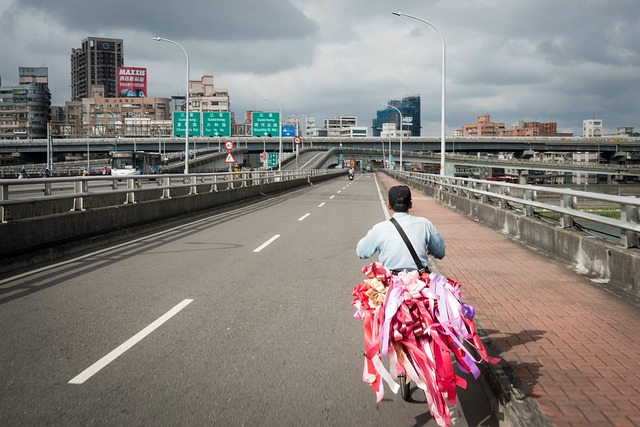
372, 95, 421, 137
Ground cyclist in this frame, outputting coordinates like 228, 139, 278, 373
356, 185, 445, 273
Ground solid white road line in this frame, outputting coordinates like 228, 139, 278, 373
298, 213, 311, 221
374, 174, 391, 220
253, 234, 281, 252
69, 299, 194, 384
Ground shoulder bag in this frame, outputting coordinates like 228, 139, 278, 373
389, 217, 431, 274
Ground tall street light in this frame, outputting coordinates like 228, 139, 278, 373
381, 103, 404, 171
262, 97, 283, 170
153, 36, 190, 174
392, 11, 446, 175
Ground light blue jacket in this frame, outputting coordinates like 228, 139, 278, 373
356, 212, 445, 271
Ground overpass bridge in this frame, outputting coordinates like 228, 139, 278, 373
2, 135, 640, 184
322, 147, 640, 183
1, 135, 639, 164
4, 144, 639, 187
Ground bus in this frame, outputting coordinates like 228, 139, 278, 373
110, 151, 162, 176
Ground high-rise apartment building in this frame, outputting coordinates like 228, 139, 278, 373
71, 37, 124, 101
0, 67, 51, 140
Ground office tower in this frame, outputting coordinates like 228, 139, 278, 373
372, 95, 421, 137
71, 37, 124, 101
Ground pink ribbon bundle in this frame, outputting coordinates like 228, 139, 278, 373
352, 262, 499, 427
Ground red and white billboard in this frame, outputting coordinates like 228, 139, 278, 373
117, 67, 147, 97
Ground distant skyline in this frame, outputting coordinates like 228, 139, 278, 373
1, 0, 639, 136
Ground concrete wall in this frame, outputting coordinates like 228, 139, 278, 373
392, 175, 640, 299
0, 173, 340, 273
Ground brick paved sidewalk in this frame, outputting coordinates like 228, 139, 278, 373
377, 174, 640, 427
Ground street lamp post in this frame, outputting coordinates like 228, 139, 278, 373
287, 114, 303, 169
381, 103, 404, 171
86, 135, 90, 173
153, 36, 190, 174
262, 97, 283, 170
46, 123, 53, 172
262, 136, 267, 169
393, 11, 446, 175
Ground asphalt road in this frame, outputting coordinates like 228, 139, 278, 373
0, 173, 496, 426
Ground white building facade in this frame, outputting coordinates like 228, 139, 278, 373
583, 119, 603, 137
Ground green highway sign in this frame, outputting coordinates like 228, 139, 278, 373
267, 152, 278, 168
203, 111, 231, 137
251, 111, 280, 137
173, 111, 201, 137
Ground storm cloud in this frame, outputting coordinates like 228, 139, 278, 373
1, 0, 638, 135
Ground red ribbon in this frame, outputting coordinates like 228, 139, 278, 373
352, 263, 500, 427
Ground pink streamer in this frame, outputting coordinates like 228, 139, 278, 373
352, 263, 500, 427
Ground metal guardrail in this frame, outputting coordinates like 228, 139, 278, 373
0, 169, 342, 223
0, 147, 234, 178
326, 147, 640, 177
390, 170, 640, 248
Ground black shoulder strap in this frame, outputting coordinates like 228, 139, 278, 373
389, 217, 430, 274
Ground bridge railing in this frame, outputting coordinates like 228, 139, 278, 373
391, 170, 640, 248
0, 169, 342, 223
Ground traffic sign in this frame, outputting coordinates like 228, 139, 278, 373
203, 111, 231, 137
262, 151, 268, 160
224, 140, 234, 151
173, 111, 200, 137
282, 125, 295, 137
224, 152, 236, 163
267, 152, 277, 168
251, 111, 280, 137
293, 136, 302, 145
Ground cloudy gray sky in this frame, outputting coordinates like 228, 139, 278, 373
1, 0, 638, 136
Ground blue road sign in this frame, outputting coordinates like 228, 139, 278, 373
282, 125, 295, 137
